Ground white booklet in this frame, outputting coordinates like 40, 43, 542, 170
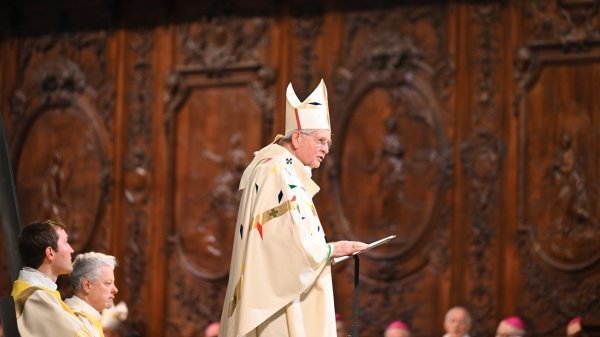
332, 235, 396, 264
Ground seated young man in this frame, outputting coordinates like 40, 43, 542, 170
11, 220, 94, 337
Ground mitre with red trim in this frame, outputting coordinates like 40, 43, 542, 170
285, 79, 331, 134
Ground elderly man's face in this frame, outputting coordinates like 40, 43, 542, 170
294, 129, 331, 169
444, 308, 471, 337
87, 265, 118, 313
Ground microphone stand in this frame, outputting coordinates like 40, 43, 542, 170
350, 255, 360, 337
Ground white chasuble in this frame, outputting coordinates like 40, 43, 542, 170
219, 142, 336, 337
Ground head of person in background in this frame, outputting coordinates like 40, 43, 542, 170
66, 252, 118, 337
567, 317, 582, 337
63, 252, 116, 335
336, 313, 346, 337
18, 219, 74, 281
496, 316, 526, 337
69, 252, 118, 313
276, 80, 332, 170
443, 306, 472, 337
204, 321, 220, 337
385, 320, 410, 337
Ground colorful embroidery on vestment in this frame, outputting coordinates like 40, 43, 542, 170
253, 196, 299, 240
256, 221, 263, 239
255, 183, 259, 192
304, 201, 317, 216
239, 224, 243, 239
286, 158, 292, 165
228, 275, 243, 316
256, 157, 273, 166
278, 191, 283, 203
289, 184, 297, 189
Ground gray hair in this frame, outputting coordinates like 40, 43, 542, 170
70, 252, 117, 293
276, 129, 323, 145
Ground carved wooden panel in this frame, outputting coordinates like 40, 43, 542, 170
9, 33, 114, 256
288, 4, 325, 97
458, 4, 505, 336
313, 4, 455, 337
163, 16, 275, 336
116, 29, 157, 336
0, 1, 599, 337
515, 1, 600, 334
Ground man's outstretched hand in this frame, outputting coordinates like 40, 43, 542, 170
330, 240, 369, 258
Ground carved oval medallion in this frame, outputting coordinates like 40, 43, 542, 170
15, 105, 109, 251
331, 84, 448, 260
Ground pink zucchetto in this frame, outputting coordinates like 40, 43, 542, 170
385, 321, 411, 337
503, 316, 526, 330
387, 320, 410, 331
497, 316, 526, 337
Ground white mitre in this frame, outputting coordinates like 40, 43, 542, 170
285, 79, 331, 134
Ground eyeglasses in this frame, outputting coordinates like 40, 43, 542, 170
299, 131, 332, 150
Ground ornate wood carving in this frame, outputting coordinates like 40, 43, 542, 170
10, 33, 113, 253
325, 5, 453, 335
460, 4, 503, 336
525, 0, 600, 50
16, 32, 113, 136
178, 18, 268, 69
165, 261, 227, 336
330, 8, 452, 258
514, 5, 600, 331
122, 29, 155, 330
290, 7, 324, 94
164, 17, 275, 335
2, 2, 599, 337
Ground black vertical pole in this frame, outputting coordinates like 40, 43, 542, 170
351, 255, 360, 337
0, 114, 22, 283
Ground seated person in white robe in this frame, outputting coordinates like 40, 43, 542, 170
65, 252, 119, 337
11, 220, 95, 337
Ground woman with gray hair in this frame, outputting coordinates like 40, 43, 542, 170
65, 252, 118, 337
